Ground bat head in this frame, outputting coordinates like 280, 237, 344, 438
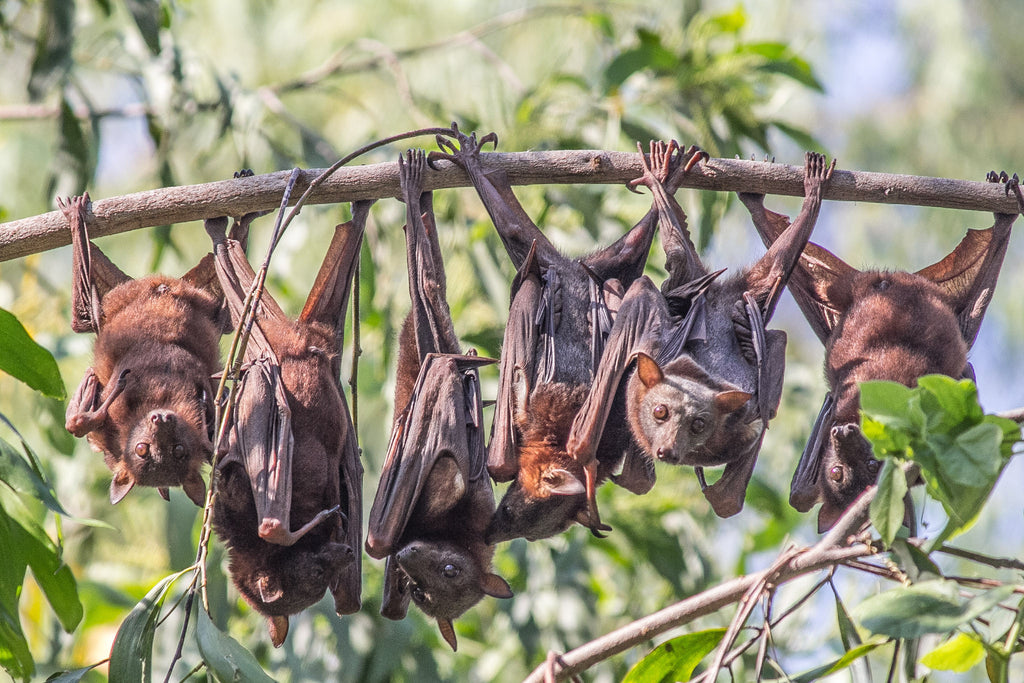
394, 539, 512, 650
230, 539, 355, 637
113, 406, 211, 506
627, 353, 752, 467
817, 421, 880, 532
488, 376, 588, 542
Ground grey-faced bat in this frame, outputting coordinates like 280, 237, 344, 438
741, 171, 1017, 530
430, 124, 660, 542
565, 142, 835, 520
365, 150, 511, 651
60, 192, 225, 506
205, 201, 367, 646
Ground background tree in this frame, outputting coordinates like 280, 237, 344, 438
0, 1, 1022, 681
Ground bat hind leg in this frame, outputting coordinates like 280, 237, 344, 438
66, 369, 130, 436
582, 461, 612, 538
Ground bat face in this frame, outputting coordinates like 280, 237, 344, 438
817, 422, 880, 532
118, 406, 210, 487
627, 353, 753, 467
395, 540, 509, 621
487, 477, 583, 543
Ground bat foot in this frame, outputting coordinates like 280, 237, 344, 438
428, 122, 498, 170
56, 192, 90, 223
803, 152, 836, 194
628, 139, 682, 193
988, 169, 1024, 213
399, 149, 428, 203
544, 651, 581, 683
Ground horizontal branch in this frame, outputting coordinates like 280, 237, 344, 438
2, 151, 1019, 262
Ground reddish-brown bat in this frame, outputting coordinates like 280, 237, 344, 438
205, 201, 367, 647
430, 125, 661, 542
564, 142, 835, 520
60, 192, 228, 506
741, 171, 1017, 530
366, 150, 511, 651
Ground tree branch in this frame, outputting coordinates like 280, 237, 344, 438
523, 490, 879, 682
2, 152, 1020, 262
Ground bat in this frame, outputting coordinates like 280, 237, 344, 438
565, 142, 835, 520
60, 192, 226, 506
431, 124, 660, 542
741, 170, 1017, 530
365, 149, 511, 652
205, 200, 367, 646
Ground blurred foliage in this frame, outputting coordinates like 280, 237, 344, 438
0, 1, 1023, 682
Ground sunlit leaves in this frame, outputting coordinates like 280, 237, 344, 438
860, 377, 1021, 544
622, 628, 725, 683
921, 632, 986, 674
109, 570, 190, 683
196, 607, 275, 683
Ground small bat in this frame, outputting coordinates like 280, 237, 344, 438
60, 192, 227, 506
742, 170, 1017, 530
365, 149, 511, 652
431, 124, 660, 541
206, 201, 367, 646
566, 142, 835, 520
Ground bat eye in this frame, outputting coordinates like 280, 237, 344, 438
653, 404, 669, 421
828, 465, 843, 482
690, 417, 706, 434
411, 586, 426, 603
173, 444, 185, 458
442, 564, 459, 578
135, 443, 150, 458
866, 459, 881, 475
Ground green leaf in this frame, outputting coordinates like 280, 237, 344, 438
869, 459, 908, 546
0, 433, 72, 519
109, 570, 190, 683
831, 581, 862, 651
621, 628, 726, 683
45, 662, 103, 682
782, 638, 887, 683
124, 0, 162, 54
707, 7, 746, 34
0, 308, 65, 399
889, 539, 942, 583
917, 375, 981, 431
921, 632, 985, 673
0, 504, 32, 681
27, 0, 75, 100
196, 607, 275, 683
854, 580, 1014, 639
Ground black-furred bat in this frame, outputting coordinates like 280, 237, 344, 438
431, 124, 660, 542
61, 192, 227, 506
566, 142, 835, 519
365, 150, 511, 651
206, 202, 367, 646
742, 171, 1016, 530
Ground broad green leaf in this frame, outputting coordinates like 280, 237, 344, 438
0, 604, 33, 682
109, 570, 190, 683
938, 422, 1003, 486
0, 506, 32, 681
782, 638, 887, 683
27, 0, 74, 101
621, 628, 726, 683
854, 580, 1014, 639
890, 539, 942, 583
45, 662, 103, 682
869, 458, 908, 546
1, 492, 81, 632
708, 7, 746, 33
0, 309, 65, 399
921, 632, 985, 673
917, 375, 981, 431
860, 380, 915, 424
196, 607, 275, 683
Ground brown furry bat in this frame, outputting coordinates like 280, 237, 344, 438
430, 124, 661, 541
61, 192, 225, 506
206, 202, 366, 646
742, 170, 1017, 530
566, 142, 835, 519
366, 150, 511, 651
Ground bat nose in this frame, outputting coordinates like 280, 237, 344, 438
150, 411, 176, 424
656, 447, 674, 462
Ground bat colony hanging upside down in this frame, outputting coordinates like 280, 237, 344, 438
742, 170, 1018, 531
205, 201, 367, 647
61, 192, 226, 506
430, 124, 663, 542
365, 149, 511, 651
565, 141, 835, 522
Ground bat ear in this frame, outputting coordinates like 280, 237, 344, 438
816, 500, 845, 532
480, 573, 513, 599
182, 469, 207, 507
541, 467, 585, 496
109, 467, 136, 504
268, 615, 289, 648
715, 390, 752, 414
437, 618, 458, 651
511, 366, 530, 424
635, 352, 664, 388
158, 487, 170, 501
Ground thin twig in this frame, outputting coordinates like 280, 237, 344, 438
4, 151, 1022, 262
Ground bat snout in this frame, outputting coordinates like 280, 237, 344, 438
656, 446, 679, 463
149, 410, 177, 425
